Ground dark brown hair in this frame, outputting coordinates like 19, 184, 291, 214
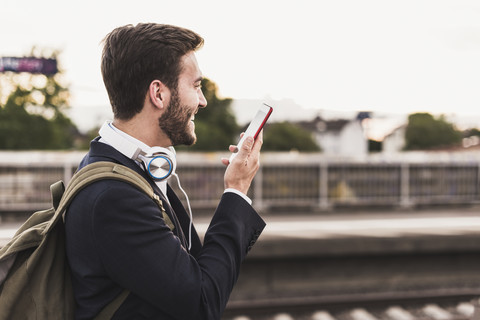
101, 23, 204, 120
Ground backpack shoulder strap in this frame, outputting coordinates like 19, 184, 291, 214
50, 180, 65, 210
44, 161, 174, 235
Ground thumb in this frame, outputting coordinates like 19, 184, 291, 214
236, 136, 254, 160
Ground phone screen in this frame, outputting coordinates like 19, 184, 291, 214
243, 104, 273, 140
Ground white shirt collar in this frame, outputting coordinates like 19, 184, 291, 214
99, 122, 170, 199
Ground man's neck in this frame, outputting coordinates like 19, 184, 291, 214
113, 117, 171, 148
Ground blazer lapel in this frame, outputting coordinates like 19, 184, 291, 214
155, 189, 189, 250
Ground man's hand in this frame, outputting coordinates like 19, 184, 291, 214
221, 131, 263, 195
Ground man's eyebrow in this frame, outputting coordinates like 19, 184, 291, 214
195, 76, 204, 83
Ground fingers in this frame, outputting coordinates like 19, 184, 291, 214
223, 130, 263, 166
222, 131, 263, 194
221, 158, 230, 166
240, 136, 254, 153
239, 131, 263, 161
252, 130, 263, 153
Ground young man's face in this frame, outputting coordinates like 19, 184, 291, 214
159, 52, 207, 146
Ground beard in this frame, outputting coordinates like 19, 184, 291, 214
158, 90, 197, 146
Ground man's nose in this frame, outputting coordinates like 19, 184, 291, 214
198, 90, 207, 108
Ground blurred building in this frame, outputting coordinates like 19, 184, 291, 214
297, 113, 369, 157
382, 125, 407, 153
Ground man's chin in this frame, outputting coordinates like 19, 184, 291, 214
172, 134, 196, 147
185, 137, 197, 146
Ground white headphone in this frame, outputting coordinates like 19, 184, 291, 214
99, 121, 176, 181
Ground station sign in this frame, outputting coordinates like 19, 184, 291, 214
0, 57, 58, 75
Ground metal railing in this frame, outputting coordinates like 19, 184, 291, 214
1, 151, 479, 212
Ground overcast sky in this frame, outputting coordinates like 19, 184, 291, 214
2, 0, 480, 137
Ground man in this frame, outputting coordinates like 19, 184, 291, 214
65, 23, 266, 320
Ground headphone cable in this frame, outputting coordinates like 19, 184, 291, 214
172, 173, 193, 251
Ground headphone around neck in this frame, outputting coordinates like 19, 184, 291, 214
98, 121, 176, 181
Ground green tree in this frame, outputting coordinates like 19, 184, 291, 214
186, 78, 238, 151
262, 121, 320, 152
404, 113, 461, 150
464, 128, 480, 137
0, 49, 79, 150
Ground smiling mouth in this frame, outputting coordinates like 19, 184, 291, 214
190, 109, 199, 122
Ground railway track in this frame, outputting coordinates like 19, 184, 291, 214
223, 289, 479, 320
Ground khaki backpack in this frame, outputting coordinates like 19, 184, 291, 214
0, 161, 173, 320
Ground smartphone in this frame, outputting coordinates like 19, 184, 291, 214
229, 103, 273, 162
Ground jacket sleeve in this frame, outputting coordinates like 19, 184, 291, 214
90, 180, 265, 320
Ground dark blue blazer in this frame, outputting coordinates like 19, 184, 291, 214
65, 139, 266, 320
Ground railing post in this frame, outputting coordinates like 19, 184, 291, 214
400, 163, 412, 209
63, 162, 74, 185
253, 165, 264, 211
319, 161, 329, 211
477, 163, 480, 202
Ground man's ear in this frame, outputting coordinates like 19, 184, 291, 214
149, 80, 169, 109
